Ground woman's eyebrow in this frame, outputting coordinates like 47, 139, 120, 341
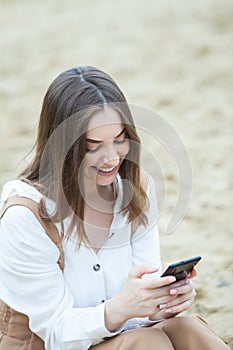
86, 128, 125, 144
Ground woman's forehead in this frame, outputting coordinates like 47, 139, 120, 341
86, 107, 124, 140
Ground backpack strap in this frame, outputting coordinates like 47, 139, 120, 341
0, 195, 64, 271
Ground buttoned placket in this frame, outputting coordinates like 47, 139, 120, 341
89, 175, 123, 304
91, 251, 107, 304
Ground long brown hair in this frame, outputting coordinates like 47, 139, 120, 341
19, 66, 148, 246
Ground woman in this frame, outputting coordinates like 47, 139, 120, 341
0, 66, 230, 349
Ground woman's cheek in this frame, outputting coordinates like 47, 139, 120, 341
120, 141, 130, 158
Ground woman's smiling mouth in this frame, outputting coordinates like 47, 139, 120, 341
94, 165, 118, 176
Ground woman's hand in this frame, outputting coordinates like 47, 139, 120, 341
149, 267, 198, 321
104, 264, 179, 332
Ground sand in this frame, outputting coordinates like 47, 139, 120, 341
0, 0, 232, 347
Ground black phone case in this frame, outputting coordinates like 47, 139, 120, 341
161, 256, 202, 281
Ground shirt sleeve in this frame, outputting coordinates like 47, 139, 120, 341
0, 206, 122, 350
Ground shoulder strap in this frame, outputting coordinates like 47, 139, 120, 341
0, 195, 64, 271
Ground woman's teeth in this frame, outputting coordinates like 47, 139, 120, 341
97, 166, 115, 173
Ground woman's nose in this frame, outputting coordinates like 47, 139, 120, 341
101, 144, 120, 166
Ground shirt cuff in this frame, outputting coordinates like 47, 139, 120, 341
135, 317, 164, 327
85, 302, 126, 346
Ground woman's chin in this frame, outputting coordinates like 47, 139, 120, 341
96, 174, 116, 187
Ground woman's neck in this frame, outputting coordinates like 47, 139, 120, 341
84, 181, 116, 213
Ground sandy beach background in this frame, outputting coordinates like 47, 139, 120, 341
0, 0, 232, 347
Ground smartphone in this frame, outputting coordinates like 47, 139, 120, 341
161, 256, 202, 281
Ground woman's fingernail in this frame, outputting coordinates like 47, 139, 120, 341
165, 309, 173, 313
168, 276, 176, 283
170, 289, 177, 295
151, 265, 158, 270
159, 304, 167, 310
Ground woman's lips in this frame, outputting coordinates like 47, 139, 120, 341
94, 165, 118, 176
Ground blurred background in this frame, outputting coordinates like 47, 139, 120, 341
0, 0, 232, 346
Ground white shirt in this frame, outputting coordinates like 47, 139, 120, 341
0, 175, 162, 350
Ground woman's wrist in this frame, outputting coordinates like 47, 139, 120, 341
104, 294, 129, 332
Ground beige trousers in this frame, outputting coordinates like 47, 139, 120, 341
91, 315, 230, 350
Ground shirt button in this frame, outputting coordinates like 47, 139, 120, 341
93, 263, 101, 271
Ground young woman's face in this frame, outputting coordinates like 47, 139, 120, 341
84, 106, 130, 187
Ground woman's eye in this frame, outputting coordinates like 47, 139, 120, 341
86, 146, 101, 153
114, 138, 127, 145
86, 138, 127, 153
